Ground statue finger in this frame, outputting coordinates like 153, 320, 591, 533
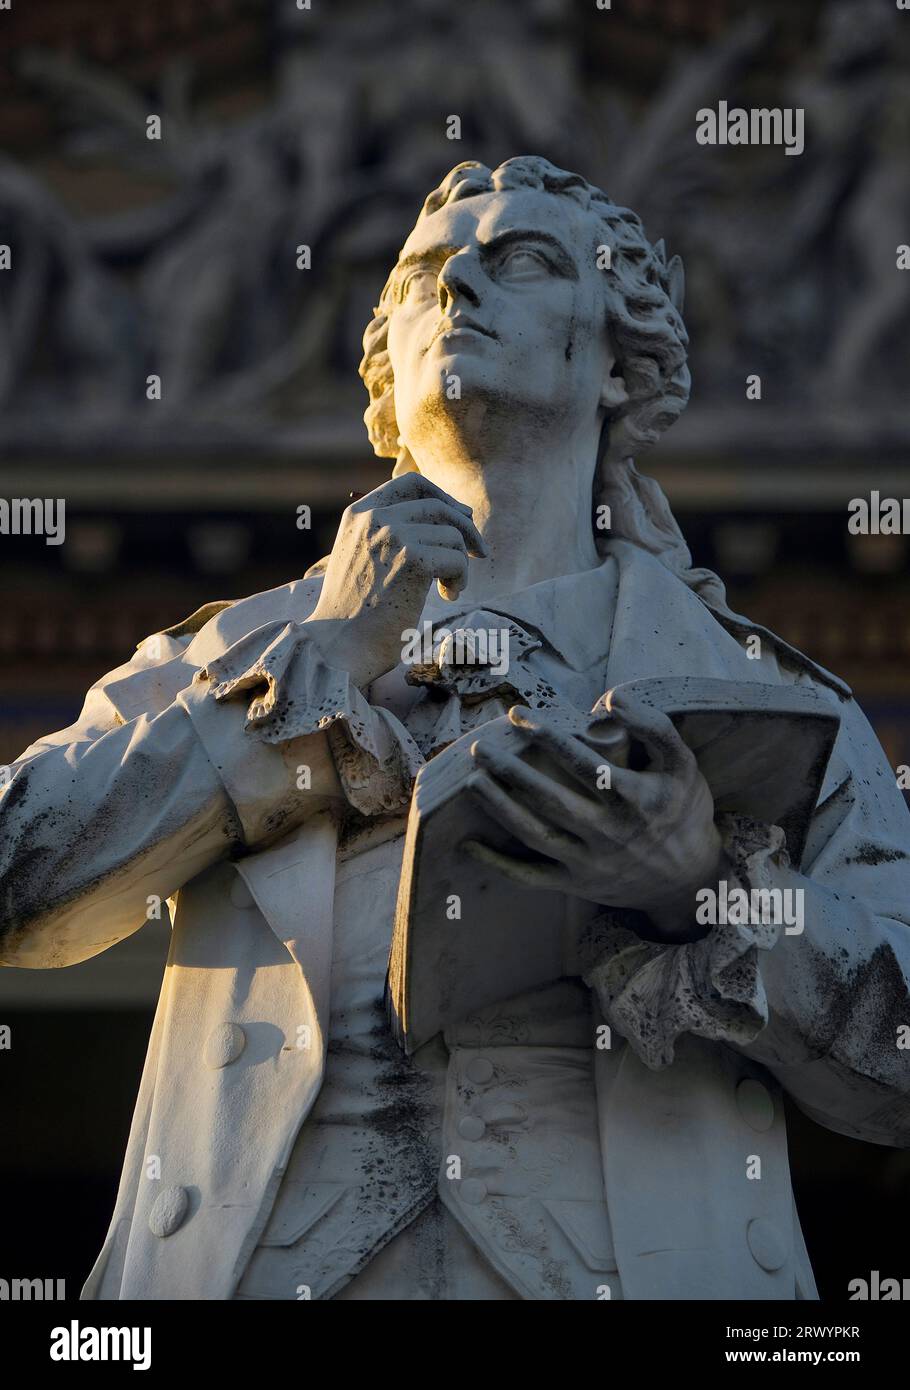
604, 691, 693, 775
465, 769, 582, 859
470, 741, 599, 821
506, 706, 614, 792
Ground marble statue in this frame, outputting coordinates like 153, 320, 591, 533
2, 157, 909, 1301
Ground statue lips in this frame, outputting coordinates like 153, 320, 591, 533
426, 315, 498, 354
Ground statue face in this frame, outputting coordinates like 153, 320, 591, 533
385, 187, 617, 458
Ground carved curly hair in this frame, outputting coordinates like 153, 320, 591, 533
359, 156, 729, 608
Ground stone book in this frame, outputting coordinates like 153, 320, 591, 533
387, 676, 840, 1054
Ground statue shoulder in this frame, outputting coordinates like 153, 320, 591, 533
159, 600, 235, 642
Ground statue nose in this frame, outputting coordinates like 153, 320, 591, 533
438, 261, 481, 311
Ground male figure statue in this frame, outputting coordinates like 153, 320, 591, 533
2, 157, 909, 1300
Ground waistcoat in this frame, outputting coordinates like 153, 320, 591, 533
234, 830, 621, 1300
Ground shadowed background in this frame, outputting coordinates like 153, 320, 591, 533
1, 0, 909, 1299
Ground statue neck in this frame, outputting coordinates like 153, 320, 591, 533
419, 449, 602, 607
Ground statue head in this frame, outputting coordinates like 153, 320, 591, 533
358, 156, 716, 592
358, 156, 713, 589
361, 155, 688, 466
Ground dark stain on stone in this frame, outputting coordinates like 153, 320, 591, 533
845, 842, 907, 867
800, 939, 909, 1089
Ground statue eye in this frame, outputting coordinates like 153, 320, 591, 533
400, 268, 437, 304
498, 247, 549, 281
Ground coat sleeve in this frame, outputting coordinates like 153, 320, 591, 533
0, 619, 421, 970
735, 693, 910, 1148
586, 688, 910, 1148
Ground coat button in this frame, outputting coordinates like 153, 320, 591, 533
230, 876, 255, 909
459, 1178, 488, 1205
149, 1185, 189, 1238
205, 1021, 246, 1069
465, 1057, 494, 1084
736, 1078, 775, 1132
457, 1115, 486, 1141
747, 1217, 788, 1271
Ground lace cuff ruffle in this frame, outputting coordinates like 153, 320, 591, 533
197, 621, 423, 816
583, 813, 790, 1069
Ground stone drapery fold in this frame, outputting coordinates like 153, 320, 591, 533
198, 620, 424, 817
584, 814, 789, 1069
